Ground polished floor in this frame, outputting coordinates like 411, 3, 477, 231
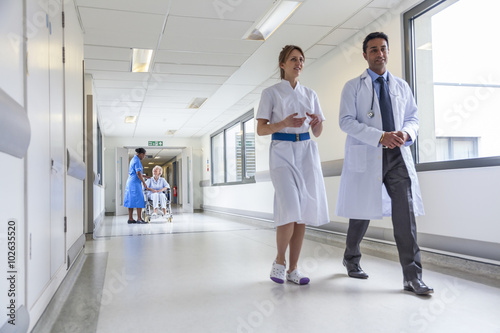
34, 208, 500, 333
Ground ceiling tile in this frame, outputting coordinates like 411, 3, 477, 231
154, 50, 248, 67
151, 74, 227, 85
306, 44, 336, 59
75, 0, 171, 14
153, 63, 238, 77
287, 0, 370, 27
169, 0, 272, 21
78, 7, 165, 33
318, 28, 359, 46
341, 7, 388, 30
164, 16, 252, 40
85, 59, 130, 72
84, 45, 132, 61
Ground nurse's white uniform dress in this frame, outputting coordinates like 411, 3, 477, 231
257, 80, 329, 227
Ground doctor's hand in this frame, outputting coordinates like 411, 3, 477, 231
394, 131, 409, 143
380, 131, 405, 149
282, 113, 306, 128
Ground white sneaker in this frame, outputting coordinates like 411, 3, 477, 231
286, 269, 310, 285
270, 260, 286, 284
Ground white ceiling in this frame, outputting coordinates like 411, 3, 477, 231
79, 0, 401, 146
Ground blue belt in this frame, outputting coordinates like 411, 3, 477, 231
272, 132, 310, 142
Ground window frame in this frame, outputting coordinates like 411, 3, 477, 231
96, 120, 103, 185
210, 110, 256, 186
403, 0, 500, 171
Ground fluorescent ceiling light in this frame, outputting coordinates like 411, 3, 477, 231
417, 42, 432, 51
188, 97, 208, 109
124, 116, 137, 123
243, 0, 302, 41
166, 130, 176, 136
131, 48, 153, 72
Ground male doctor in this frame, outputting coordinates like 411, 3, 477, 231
336, 32, 433, 295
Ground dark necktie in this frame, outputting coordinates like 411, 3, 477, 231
377, 76, 395, 132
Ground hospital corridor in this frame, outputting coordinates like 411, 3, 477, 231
1, 0, 500, 332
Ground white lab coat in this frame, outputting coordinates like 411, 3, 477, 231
336, 70, 424, 219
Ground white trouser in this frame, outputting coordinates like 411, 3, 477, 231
150, 192, 167, 209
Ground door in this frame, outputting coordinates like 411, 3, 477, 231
49, 5, 65, 276
115, 148, 129, 215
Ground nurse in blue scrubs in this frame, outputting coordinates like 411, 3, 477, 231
124, 148, 150, 224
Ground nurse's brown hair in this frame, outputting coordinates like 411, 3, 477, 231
278, 45, 305, 80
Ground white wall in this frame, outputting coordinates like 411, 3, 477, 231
201, 0, 500, 260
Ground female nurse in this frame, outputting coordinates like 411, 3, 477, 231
124, 147, 150, 224
256, 45, 329, 285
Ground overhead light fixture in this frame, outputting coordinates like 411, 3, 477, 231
131, 48, 153, 72
188, 97, 208, 109
418, 42, 432, 51
243, 0, 302, 41
124, 116, 137, 123
154, 156, 161, 159
166, 130, 176, 136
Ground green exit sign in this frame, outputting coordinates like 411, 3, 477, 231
148, 141, 163, 147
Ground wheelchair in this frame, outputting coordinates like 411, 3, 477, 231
142, 188, 173, 223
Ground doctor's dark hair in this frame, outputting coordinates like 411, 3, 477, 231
135, 148, 146, 155
278, 45, 305, 80
363, 32, 389, 54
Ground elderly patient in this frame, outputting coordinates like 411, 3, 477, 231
146, 165, 170, 216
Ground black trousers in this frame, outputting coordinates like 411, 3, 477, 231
344, 148, 422, 281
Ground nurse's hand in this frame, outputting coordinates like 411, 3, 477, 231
307, 113, 323, 137
283, 113, 306, 128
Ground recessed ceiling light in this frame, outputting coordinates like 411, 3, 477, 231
131, 48, 153, 72
166, 130, 176, 136
124, 116, 137, 123
243, 1, 302, 41
188, 97, 208, 109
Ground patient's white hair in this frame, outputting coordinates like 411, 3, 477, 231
152, 165, 163, 175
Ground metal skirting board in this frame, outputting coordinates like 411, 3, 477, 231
67, 234, 86, 270
202, 206, 500, 263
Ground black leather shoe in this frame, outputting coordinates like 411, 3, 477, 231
136, 219, 148, 224
343, 259, 369, 279
127, 219, 136, 224
404, 279, 434, 295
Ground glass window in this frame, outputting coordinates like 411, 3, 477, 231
405, 0, 500, 167
244, 118, 256, 178
210, 110, 255, 185
211, 132, 225, 184
225, 123, 242, 182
